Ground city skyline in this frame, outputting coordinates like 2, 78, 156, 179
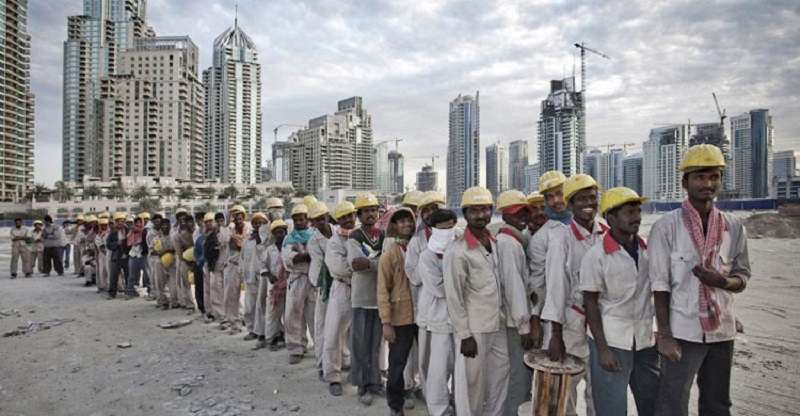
27, 0, 800, 189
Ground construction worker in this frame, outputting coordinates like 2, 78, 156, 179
254, 219, 288, 350
42, 215, 65, 277
96, 218, 110, 292
347, 193, 386, 406
417, 208, 459, 416
378, 208, 418, 416
139, 212, 153, 295
106, 212, 130, 298
650, 145, 750, 416
10, 218, 32, 279
172, 210, 196, 309
222, 205, 251, 332
322, 201, 356, 396
145, 214, 163, 301
192, 212, 206, 313
80, 215, 99, 286
31, 220, 44, 274
71, 215, 85, 276
308, 201, 333, 378
443, 186, 507, 416
282, 203, 317, 364
404, 190, 446, 403
127, 215, 149, 297
204, 212, 226, 319
242, 212, 269, 340
266, 197, 285, 221
157, 218, 178, 309
526, 192, 548, 237
495, 190, 540, 416
196, 213, 215, 320
579, 187, 659, 416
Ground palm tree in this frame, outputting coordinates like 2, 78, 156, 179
222, 185, 239, 200
31, 183, 49, 202
83, 185, 102, 200
252, 197, 268, 211
54, 181, 74, 203
162, 186, 176, 200
107, 182, 127, 201
247, 186, 262, 200
138, 198, 162, 213
198, 201, 215, 214
199, 186, 217, 199
178, 185, 196, 200
131, 185, 149, 201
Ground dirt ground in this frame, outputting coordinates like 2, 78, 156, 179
1, 212, 799, 416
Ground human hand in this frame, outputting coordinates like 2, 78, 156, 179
382, 324, 396, 343
529, 316, 543, 349
598, 347, 621, 372
460, 337, 478, 358
352, 257, 371, 271
692, 265, 726, 288
547, 333, 566, 362
657, 334, 682, 362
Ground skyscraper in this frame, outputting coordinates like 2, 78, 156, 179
599, 148, 625, 190
732, 109, 773, 198
773, 150, 799, 180
485, 142, 508, 197
623, 153, 643, 195
388, 150, 404, 193
524, 163, 540, 194
446, 92, 480, 208
374, 141, 391, 193
0, 0, 34, 202
690, 122, 733, 191
416, 164, 437, 192
62, 0, 154, 181
337, 97, 374, 191
537, 77, 584, 178
508, 140, 528, 191
96, 36, 205, 180
204, 17, 262, 184
643, 124, 688, 201
583, 147, 601, 180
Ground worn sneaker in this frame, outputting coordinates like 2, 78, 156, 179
389, 409, 405, 416
10, 274, 17, 279
253, 338, 268, 350
243, 332, 258, 341
403, 390, 415, 409
368, 385, 386, 398
329, 382, 343, 397
358, 390, 373, 406
289, 355, 303, 365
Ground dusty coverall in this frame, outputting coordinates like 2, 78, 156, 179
282, 232, 316, 358
10, 226, 32, 276
322, 231, 353, 384
307, 228, 330, 368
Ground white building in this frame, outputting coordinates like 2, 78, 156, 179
523, 163, 540, 194
537, 77, 584, 178
643, 125, 688, 201
204, 18, 262, 184
374, 142, 391, 193
446, 92, 480, 208
485, 142, 508, 197
508, 140, 528, 191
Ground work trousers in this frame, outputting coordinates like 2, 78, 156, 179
223, 261, 242, 327
193, 264, 205, 313
589, 338, 660, 416
128, 256, 148, 293
350, 307, 382, 389
454, 330, 510, 416
10, 244, 32, 276
206, 267, 225, 319
176, 260, 193, 309
42, 246, 63, 275
146, 255, 161, 300
202, 266, 212, 315
243, 278, 259, 332
73, 244, 82, 274
426, 331, 455, 416
388, 324, 418, 411
505, 327, 533, 416
285, 276, 316, 356
108, 259, 130, 297
157, 264, 176, 306
97, 251, 109, 291
655, 339, 734, 416
33, 248, 44, 273
63, 244, 71, 269
313, 289, 328, 368
252, 274, 272, 336
322, 280, 352, 383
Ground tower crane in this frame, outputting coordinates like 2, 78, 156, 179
712, 92, 727, 127
375, 138, 404, 153
272, 124, 306, 143
573, 42, 610, 94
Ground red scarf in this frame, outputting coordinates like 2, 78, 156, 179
681, 200, 723, 332
126, 224, 143, 247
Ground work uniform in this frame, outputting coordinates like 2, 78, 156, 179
158, 232, 178, 306
95, 229, 109, 291
282, 231, 317, 358
80, 229, 97, 284
31, 228, 44, 273
72, 224, 84, 275
42, 223, 65, 275
171, 227, 194, 309
579, 233, 659, 416
10, 226, 32, 277
322, 231, 353, 384
308, 227, 331, 369
223, 222, 251, 328
541, 219, 607, 416
205, 226, 228, 319
242, 231, 268, 334
403, 224, 432, 394
495, 225, 534, 416
255, 243, 285, 340
444, 228, 509, 416
145, 229, 162, 301
526, 219, 567, 318
649, 209, 750, 416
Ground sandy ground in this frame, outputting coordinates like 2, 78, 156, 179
1, 213, 799, 416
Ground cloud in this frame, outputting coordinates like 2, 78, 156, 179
28, 0, 800, 189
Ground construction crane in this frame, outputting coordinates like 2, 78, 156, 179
574, 42, 610, 94
375, 138, 404, 153
712, 92, 727, 127
272, 124, 305, 143
598, 142, 637, 153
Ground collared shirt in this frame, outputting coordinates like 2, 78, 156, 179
325, 231, 353, 285
443, 227, 505, 341
282, 231, 312, 284
261, 244, 284, 281
418, 248, 453, 334
346, 229, 384, 308
579, 233, 654, 351
495, 225, 531, 335
243, 234, 269, 284
648, 208, 750, 343
527, 220, 568, 316
308, 228, 331, 288
542, 218, 608, 324
377, 242, 415, 326
404, 225, 431, 325
10, 227, 30, 249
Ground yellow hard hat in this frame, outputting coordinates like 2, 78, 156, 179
600, 187, 648, 215
182, 247, 194, 262
527, 192, 544, 204
270, 219, 288, 232
154, 238, 162, 252
160, 252, 175, 268
98, 212, 110, 219
112, 212, 127, 221
251, 212, 268, 223
85, 215, 98, 223
266, 197, 284, 208
309, 201, 330, 219
126, 215, 135, 222
175, 207, 188, 215
187, 271, 195, 285
137, 212, 151, 220
539, 170, 567, 193
98, 218, 109, 225
680, 144, 726, 172
496, 190, 528, 213
419, 191, 446, 208
461, 186, 493, 208
333, 201, 356, 220
33, 220, 43, 225
563, 174, 598, 202
290, 203, 308, 216
302, 195, 318, 208
76, 215, 85, 222
403, 190, 423, 207
353, 193, 379, 209
229, 205, 246, 215
203, 212, 215, 222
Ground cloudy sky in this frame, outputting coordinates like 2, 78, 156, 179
29, 0, 800, 187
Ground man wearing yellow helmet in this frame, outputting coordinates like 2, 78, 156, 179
95, 217, 111, 292
579, 187, 658, 416
171, 211, 196, 310
242, 213, 270, 341
155, 218, 178, 308
145, 214, 164, 302
71, 215, 86, 276
283, 203, 317, 365
31, 220, 45, 274
79, 216, 99, 287
321, 202, 357, 396
253, 219, 289, 351
219, 205, 251, 332
649, 145, 750, 416
307, 202, 333, 377
106, 213, 132, 299
526, 192, 547, 236
202, 213, 225, 320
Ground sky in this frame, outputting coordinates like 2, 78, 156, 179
29, 0, 800, 188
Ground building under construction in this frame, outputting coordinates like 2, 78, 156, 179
537, 76, 585, 177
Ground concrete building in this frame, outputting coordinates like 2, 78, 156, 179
388, 150, 404, 193
204, 18, 262, 184
583, 147, 601, 180
485, 142, 508, 197
623, 153, 643, 195
374, 141, 391, 193
690, 122, 734, 191
416, 164, 437, 192
96, 36, 205, 181
774, 150, 799, 180
775, 176, 800, 200
599, 148, 625, 191
643, 124, 688, 201
272, 133, 300, 184
0, 0, 35, 202
537, 77, 584, 178
732, 109, 773, 198
508, 140, 528, 191
62, 0, 154, 182
446, 92, 480, 208
523, 163, 540, 194
337, 97, 374, 191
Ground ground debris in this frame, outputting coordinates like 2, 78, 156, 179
159, 318, 193, 329
189, 395, 255, 415
117, 342, 132, 348
3, 318, 74, 337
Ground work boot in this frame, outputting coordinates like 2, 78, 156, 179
24, 274, 31, 278
329, 383, 343, 397
404, 390, 415, 410
289, 355, 303, 365
368, 384, 386, 398
389, 409, 405, 416
243, 332, 258, 341
253, 337, 267, 350
10, 274, 17, 279
357, 386, 373, 406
